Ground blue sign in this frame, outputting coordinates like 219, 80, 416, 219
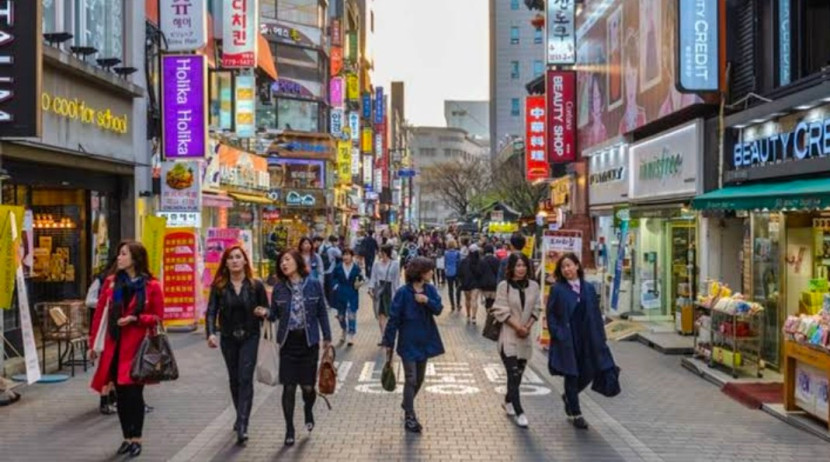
362, 92, 372, 120
398, 169, 416, 178
374, 87, 384, 125
677, 0, 719, 92
779, 0, 791, 86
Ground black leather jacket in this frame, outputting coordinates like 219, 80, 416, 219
206, 278, 269, 339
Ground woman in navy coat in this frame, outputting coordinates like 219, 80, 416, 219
332, 249, 364, 346
546, 253, 619, 430
382, 257, 445, 434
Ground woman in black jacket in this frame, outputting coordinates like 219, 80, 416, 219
206, 245, 270, 445
458, 245, 482, 324
479, 244, 501, 311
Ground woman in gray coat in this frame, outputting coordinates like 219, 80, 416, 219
368, 244, 401, 341
491, 253, 540, 428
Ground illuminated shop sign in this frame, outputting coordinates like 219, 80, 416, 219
677, 0, 719, 92
732, 113, 830, 169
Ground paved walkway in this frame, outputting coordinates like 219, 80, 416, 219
1, 285, 828, 461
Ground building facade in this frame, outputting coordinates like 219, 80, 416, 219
444, 100, 490, 145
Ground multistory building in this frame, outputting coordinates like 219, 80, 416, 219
444, 100, 490, 146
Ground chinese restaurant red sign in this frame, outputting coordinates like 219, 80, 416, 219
162, 229, 198, 326
546, 70, 577, 163
525, 95, 549, 181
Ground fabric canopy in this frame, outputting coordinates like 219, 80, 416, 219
692, 178, 830, 211
229, 192, 274, 205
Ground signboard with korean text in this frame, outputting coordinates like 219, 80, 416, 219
374, 87, 385, 125
525, 95, 549, 181
331, 19, 343, 46
347, 31, 358, 63
382, 115, 390, 188
234, 71, 255, 138
337, 141, 352, 184
362, 127, 373, 154
0, 0, 41, 137
375, 168, 383, 194
349, 112, 360, 141
160, 0, 207, 51
161, 161, 202, 212
260, 17, 322, 48
347, 73, 360, 102
162, 55, 208, 159
351, 147, 361, 176
363, 155, 374, 188
546, 70, 577, 163
162, 229, 198, 327
330, 77, 345, 108
222, 0, 258, 68
157, 211, 201, 228
330, 108, 344, 138
677, 0, 719, 92
362, 93, 372, 119
268, 158, 326, 189
374, 130, 383, 160
330, 46, 344, 76
546, 0, 576, 65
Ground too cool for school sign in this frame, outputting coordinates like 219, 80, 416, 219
162, 55, 208, 159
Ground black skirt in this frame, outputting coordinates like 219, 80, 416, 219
280, 329, 320, 386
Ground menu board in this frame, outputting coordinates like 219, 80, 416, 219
162, 229, 198, 327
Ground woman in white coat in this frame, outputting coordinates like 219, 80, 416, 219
491, 252, 540, 428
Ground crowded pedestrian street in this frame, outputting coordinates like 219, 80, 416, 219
1, 286, 828, 461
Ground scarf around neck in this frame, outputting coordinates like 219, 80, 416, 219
109, 271, 147, 340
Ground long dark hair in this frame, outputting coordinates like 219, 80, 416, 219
505, 253, 533, 281
116, 240, 152, 279
554, 253, 584, 282
211, 245, 253, 290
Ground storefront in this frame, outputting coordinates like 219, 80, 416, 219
586, 141, 631, 313
628, 120, 703, 327
693, 104, 830, 368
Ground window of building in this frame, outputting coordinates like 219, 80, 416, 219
419, 148, 437, 158
511, 0, 520, 10
533, 60, 544, 77
276, 0, 324, 28
276, 98, 320, 132
800, 0, 830, 80
511, 98, 520, 116
511, 61, 520, 79
534, 27, 544, 44
510, 26, 520, 45
42, 0, 125, 62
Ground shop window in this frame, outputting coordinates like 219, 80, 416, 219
510, 61, 520, 79
751, 212, 781, 368
534, 27, 543, 44
510, 26, 520, 45
276, 98, 320, 132
800, 0, 830, 79
511, 98, 520, 116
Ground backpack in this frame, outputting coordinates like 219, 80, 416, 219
318, 344, 337, 395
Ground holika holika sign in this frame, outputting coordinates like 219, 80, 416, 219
162, 55, 208, 159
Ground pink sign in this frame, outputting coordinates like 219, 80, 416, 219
330, 77, 344, 108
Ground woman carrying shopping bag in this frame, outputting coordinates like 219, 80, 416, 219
491, 253, 539, 428
206, 245, 270, 445
268, 250, 332, 447
367, 244, 400, 343
88, 241, 164, 458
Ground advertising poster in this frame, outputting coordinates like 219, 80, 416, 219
10, 212, 40, 384
546, 70, 577, 163
525, 95, 549, 181
203, 228, 245, 305
222, 0, 258, 68
162, 55, 208, 159
161, 161, 202, 212
89, 194, 109, 276
160, 0, 207, 51
162, 229, 198, 327
235, 71, 256, 138
546, 0, 576, 65
538, 230, 583, 349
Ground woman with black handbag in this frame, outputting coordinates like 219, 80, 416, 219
88, 241, 164, 458
268, 250, 332, 447
206, 245, 270, 445
490, 253, 539, 428
368, 244, 400, 343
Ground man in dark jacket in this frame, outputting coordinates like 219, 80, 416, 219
498, 232, 527, 282
480, 244, 501, 310
361, 230, 379, 278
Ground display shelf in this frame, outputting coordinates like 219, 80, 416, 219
784, 341, 830, 430
708, 307, 765, 379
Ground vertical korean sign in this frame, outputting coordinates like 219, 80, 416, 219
362, 92, 372, 120
348, 112, 360, 141
546, 70, 576, 163
361, 127, 373, 154
0, 0, 41, 137
162, 55, 208, 159
222, 0, 258, 68
160, 0, 207, 51
382, 115, 390, 188
677, 0, 719, 92
163, 229, 198, 327
525, 95, 549, 181
330, 77, 345, 108
331, 19, 342, 46
330, 108, 344, 139
374, 87, 384, 125
330, 46, 344, 76
779, 0, 791, 86
546, 0, 575, 65
346, 73, 360, 103
363, 155, 374, 189
235, 71, 255, 138
337, 141, 352, 184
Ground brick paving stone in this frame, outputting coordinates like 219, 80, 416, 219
1, 284, 828, 461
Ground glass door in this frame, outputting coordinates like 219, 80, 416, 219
668, 222, 696, 318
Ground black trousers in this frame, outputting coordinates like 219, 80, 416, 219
365, 256, 375, 278
446, 276, 460, 310
221, 333, 259, 427
115, 384, 145, 439
402, 360, 427, 418
500, 350, 527, 415
564, 375, 591, 417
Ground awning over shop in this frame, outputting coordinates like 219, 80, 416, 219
692, 178, 830, 211
202, 191, 234, 208
229, 192, 275, 205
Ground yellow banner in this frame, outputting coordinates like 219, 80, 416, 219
346, 73, 359, 101
361, 127, 373, 153
337, 141, 352, 184
522, 235, 535, 259
142, 215, 167, 277
0, 206, 25, 310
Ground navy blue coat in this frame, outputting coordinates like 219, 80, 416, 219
332, 263, 363, 309
546, 280, 616, 379
382, 284, 445, 362
268, 277, 332, 347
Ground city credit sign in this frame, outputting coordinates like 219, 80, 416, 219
0, 0, 41, 137
162, 55, 208, 159
677, 0, 719, 92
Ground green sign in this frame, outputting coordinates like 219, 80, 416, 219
347, 31, 358, 64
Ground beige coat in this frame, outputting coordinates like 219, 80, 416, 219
492, 280, 541, 360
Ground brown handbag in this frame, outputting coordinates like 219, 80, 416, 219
130, 320, 179, 382
317, 344, 337, 395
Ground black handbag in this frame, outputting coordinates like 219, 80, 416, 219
130, 321, 179, 382
482, 311, 502, 341
381, 360, 396, 392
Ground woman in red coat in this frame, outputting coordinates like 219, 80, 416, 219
88, 241, 163, 458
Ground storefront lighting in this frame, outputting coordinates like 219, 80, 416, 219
733, 124, 747, 129
0, 168, 9, 181
795, 104, 816, 111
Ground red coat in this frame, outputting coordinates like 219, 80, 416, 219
88, 275, 164, 393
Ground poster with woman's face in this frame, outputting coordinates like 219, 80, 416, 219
639, 0, 662, 91
606, 5, 623, 110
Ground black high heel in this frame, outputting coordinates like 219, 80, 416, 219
305, 408, 315, 432
116, 441, 131, 455
284, 429, 295, 446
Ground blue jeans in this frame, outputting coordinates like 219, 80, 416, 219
336, 292, 359, 335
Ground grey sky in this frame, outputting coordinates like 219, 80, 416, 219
372, 0, 488, 127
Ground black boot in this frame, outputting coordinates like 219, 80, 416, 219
571, 415, 589, 430
236, 425, 248, 445
127, 442, 142, 457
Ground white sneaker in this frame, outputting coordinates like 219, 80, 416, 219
515, 414, 529, 428
347, 334, 354, 346
501, 402, 515, 417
